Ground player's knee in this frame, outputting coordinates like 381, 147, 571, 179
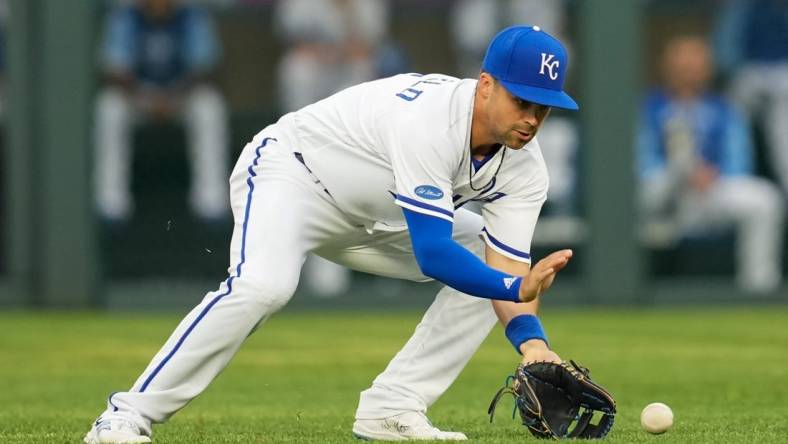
238, 274, 298, 312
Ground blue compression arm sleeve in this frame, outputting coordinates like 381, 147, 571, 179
403, 208, 522, 302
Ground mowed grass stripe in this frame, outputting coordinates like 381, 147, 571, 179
0, 307, 786, 443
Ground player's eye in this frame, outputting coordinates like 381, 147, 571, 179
512, 95, 550, 116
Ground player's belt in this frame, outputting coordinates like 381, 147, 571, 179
293, 152, 333, 198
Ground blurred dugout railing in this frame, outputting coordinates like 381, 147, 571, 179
1, 0, 785, 310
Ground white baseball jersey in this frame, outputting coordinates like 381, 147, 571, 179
92, 74, 547, 433
277, 73, 548, 263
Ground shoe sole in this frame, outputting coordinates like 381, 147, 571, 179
352, 432, 374, 441
352, 429, 407, 441
352, 428, 466, 441
84, 429, 151, 444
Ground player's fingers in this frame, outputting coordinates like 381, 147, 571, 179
547, 249, 573, 260
538, 254, 570, 272
551, 256, 570, 272
533, 267, 555, 284
541, 249, 572, 265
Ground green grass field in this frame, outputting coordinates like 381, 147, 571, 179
1, 307, 787, 443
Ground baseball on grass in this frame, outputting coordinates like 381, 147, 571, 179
640, 402, 673, 434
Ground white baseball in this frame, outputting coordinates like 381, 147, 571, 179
640, 402, 673, 434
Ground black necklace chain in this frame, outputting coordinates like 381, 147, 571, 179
469, 146, 507, 191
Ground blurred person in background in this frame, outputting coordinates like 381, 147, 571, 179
274, 0, 394, 297
0, 0, 7, 120
714, 0, 788, 198
637, 35, 784, 294
274, 0, 391, 111
451, 0, 569, 79
451, 0, 578, 217
94, 0, 230, 224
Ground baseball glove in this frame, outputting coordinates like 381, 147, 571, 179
488, 360, 617, 439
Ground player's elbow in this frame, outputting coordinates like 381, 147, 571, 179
417, 261, 440, 280
413, 242, 445, 280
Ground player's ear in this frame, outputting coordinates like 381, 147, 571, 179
478, 72, 495, 99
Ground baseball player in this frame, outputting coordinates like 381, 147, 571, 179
85, 25, 577, 443
94, 0, 229, 223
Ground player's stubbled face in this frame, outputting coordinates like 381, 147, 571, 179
490, 82, 550, 149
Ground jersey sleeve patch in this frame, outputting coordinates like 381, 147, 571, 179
480, 227, 532, 263
414, 185, 444, 200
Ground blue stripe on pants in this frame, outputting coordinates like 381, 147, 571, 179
137, 137, 277, 392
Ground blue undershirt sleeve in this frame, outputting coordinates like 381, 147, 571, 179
403, 208, 522, 302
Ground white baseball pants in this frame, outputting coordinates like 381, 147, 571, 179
642, 175, 784, 292
729, 63, 788, 195
100, 127, 499, 433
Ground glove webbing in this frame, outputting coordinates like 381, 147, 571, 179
488, 374, 555, 437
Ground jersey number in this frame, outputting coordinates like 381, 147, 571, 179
396, 74, 455, 102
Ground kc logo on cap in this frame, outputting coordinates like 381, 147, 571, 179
539, 53, 560, 80
481, 25, 578, 110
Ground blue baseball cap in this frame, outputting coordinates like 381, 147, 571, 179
482, 25, 578, 110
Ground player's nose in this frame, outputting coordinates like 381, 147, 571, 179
521, 109, 539, 127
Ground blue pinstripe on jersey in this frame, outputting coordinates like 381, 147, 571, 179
395, 194, 453, 219
482, 227, 531, 260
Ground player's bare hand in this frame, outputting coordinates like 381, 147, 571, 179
519, 339, 561, 365
518, 249, 572, 302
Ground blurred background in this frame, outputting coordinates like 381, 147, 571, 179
1, 0, 787, 311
